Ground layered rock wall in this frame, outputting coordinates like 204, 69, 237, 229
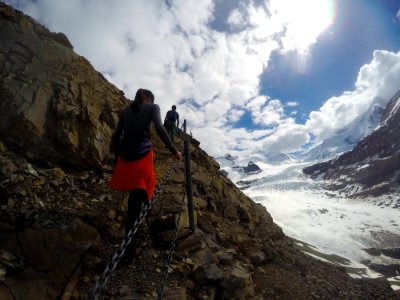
0, 3, 127, 169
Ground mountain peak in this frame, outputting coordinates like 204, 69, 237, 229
301, 99, 385, 162
243, 161, 262, 174
303, 89, 400, 199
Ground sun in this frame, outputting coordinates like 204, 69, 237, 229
270, 0, 336, 53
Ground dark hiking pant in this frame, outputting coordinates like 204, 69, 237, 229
165, 121, 176, 144
125, 189, 148, 255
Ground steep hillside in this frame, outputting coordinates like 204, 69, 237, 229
0, 2, 126, 169
304, 89, 400, 200
0, 3, 398, 299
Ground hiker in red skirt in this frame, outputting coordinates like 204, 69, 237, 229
109, 88, 182, 261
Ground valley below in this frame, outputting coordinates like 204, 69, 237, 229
220, 158, 400, 290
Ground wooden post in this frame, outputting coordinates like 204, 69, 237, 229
183, 119, 195, 233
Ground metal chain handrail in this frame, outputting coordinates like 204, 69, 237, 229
156, 188, 187, 299
89, 161, 178, 300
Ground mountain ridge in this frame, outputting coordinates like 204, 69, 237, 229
301, 99, 385, 162
303, 89, 400, 200
0, 2, 126, 169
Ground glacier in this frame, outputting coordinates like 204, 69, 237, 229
217, 155, 400, 290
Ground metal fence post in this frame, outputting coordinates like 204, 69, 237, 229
183, 119, 195, 233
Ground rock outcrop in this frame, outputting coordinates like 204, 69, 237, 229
303, 89, 400, 199
0, 3, 399, 299
243, 161, 262, 175
232, 161, 262, 175
0, 2, 127, 169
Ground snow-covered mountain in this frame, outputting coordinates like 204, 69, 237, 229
218, 154, 261, 184
301, 99, 385, 162
263, 152, 293, 164
304, 89, 400, 199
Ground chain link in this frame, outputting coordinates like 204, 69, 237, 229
156, 188, 187, 300
157, 126, 191, 299
89, 161, 178, 300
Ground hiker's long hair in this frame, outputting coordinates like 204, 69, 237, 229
130, 88, 154, 111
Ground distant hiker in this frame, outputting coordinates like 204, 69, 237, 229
109, 88, 182, 263
164, 105, 179, 144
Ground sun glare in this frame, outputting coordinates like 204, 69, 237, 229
270, 0, 335, 53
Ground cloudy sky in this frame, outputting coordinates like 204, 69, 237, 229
5, 0, 400, 158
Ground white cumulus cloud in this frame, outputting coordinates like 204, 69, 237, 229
286, 101, 299, 107
305, 50, 400, 142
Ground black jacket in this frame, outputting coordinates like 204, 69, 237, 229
111, 104, 178, 159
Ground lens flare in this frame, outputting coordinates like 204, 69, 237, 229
270, 0, 336, 53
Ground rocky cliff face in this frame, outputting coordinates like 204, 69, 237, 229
0, 3, 398, 299
303, 89, 400, 200
0, 3, 127, 169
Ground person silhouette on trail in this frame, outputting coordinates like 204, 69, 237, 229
108, 88, 182, 264
164, 105, 179, 144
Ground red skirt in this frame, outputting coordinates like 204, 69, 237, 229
108, 150, 155, 200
